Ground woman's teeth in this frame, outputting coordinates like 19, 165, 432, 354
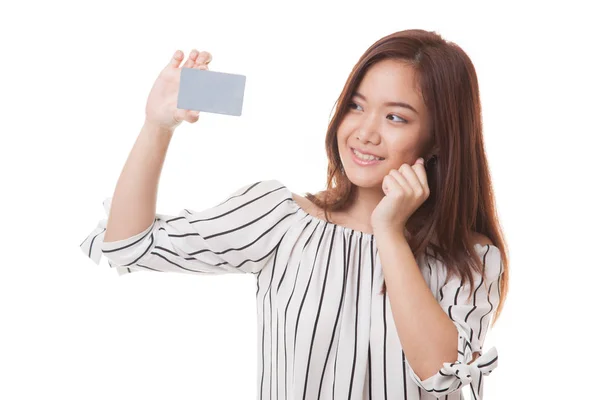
352, 148, 384, 161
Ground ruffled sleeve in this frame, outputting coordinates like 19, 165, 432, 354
79, 179, 301, 276
408, 243, 504, 399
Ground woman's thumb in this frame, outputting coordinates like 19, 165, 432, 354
185, 110, 200, 123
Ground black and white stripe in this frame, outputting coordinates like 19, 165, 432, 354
407, 244, 503, 399
80, 180, 302, 275
80, 180, 504, 399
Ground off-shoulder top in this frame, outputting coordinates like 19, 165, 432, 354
80, 179, 503, 400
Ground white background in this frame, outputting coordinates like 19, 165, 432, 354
1, 0, 598, 399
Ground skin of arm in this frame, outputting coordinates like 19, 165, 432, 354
375, 228, 483, 380
103, 122, 175, 243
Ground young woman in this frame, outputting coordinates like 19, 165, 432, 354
81, 29, 509, 400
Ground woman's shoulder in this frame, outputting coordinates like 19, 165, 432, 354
290, 191, 356, 230
227, 179, 293, 200
290, 191, 319, 216
469, 232, 501, 265
197, 179, 297, 217
424, 232, 500, 270
470, 231, 494, 247
429, 231, 493, 248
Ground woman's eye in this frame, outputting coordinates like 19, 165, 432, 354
387, 114, 407, 123
348, 102, 406, 123
348, 102, 363, 111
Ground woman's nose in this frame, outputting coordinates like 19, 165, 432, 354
356, 114, 380, 142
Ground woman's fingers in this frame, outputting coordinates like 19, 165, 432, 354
183, 49, 199, 68
168, 49, 211, 69
195, 51, 212, 66
169, 50, 184, 68
169, 48, 210, 125
382, 174, 401, 196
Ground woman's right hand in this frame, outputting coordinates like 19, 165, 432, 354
144, 49, 212, 132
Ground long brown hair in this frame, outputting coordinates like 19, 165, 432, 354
304, 29, 509, 326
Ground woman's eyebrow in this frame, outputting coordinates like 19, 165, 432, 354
353, 92, 418, 114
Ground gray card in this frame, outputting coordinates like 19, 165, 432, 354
177, 67, 246, 116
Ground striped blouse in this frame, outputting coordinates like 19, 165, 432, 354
80, 179, 503, 400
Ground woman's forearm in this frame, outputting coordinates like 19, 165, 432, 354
375, 229, 458, 380
103, 121, 175, 243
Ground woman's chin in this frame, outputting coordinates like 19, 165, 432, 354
346, 172, 384, 189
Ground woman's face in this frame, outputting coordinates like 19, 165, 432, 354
337, 59, 430, 190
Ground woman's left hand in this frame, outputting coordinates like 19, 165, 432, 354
371, 157, 430, 235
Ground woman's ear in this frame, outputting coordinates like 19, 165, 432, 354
422, 141, 439, 161
424, 148, 439, 163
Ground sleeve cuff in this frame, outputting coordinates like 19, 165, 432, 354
80, 196, 156, 267
408, 339, 498, 399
